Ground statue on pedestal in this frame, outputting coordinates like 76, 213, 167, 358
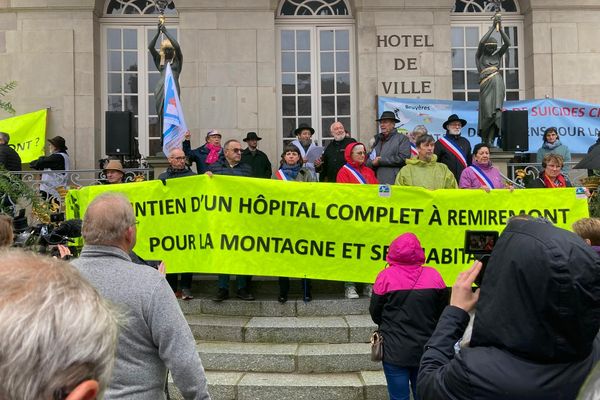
148, 20, 182, 136
476, 13, 510, 146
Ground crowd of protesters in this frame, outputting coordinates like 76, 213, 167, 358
0, 113, 596, 400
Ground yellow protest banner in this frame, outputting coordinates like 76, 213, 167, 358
68, 176, 589, 285
0, 109, 47, 163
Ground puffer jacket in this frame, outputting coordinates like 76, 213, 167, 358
369, 233, 448, 367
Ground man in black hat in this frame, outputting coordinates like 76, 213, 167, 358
30, 136, 70, 201
434, 114, 472, 182
291, 124, 320, 175
241, 131, 272, 179
366, 111, 411, 185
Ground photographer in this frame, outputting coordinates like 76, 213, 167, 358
418, 217, 600, 400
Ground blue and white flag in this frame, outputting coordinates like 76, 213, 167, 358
162, 63, 188, 155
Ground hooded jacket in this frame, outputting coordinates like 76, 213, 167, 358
395, 154, 457, 190
335, 142, 378, 184
369, 233, 448, 367
418, 218, 600, 400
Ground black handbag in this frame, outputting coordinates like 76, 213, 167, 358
370, 330, 384, 361
370, 269, 423, 362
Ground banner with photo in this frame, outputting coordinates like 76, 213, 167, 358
67, 175, 589, 285
378, 97, 600, 154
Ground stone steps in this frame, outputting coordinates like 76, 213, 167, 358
187, 313, 375, 344
168, 371, 388, 400
196, 341, 382, 373
175, 286, 387, 400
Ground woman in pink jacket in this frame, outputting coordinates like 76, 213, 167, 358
459, 143, 505, 190
369, 233, 448, 400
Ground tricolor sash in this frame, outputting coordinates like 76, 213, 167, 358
438, 137, 468, 168
469, 165, 494, 189
410, 142, 418, 158
342, 164, 367, 184
275, 169, 290, 181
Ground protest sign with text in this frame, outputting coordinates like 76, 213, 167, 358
67, 175, 589, 284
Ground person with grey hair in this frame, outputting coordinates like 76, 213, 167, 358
408, 125, 428, 158
0, 249, 120, 400
0, 131, 21, 171
206, 139, 254, 301
72, 192, 211, 400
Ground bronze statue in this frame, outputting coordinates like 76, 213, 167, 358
148, 23, 182, 134
476, 13, 510, 146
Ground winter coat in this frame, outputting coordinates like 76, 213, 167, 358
182, 140, 223, 174
369, 233, 448, 367
335, 142, 378, 184
366, 131, 411, 185
158, 166, 196, 181
459, 161, 505, 189
418, 218, 600, 400
0, 143, 21, 171
317, 137, 356, 182
241, 148, 272, 179
537, 141, 571, 172
208, 158, 252, 177
395, 155, 457, 190
434, 134, 472, 182
526, 172, 572, 188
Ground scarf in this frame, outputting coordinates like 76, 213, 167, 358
279, 163, 302, 180
205, 143, 221, 165
542, 173, 567, 188
542, 141, 561, 151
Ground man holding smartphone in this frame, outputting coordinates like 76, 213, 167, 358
418, 217, 600, 399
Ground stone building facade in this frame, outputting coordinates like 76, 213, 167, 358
0, 0, 599, 169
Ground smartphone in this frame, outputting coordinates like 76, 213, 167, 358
464, 230, 499, 287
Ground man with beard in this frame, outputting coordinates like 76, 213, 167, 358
366, 111, 411, 185
434, 114, 472, 182
290, 124, 319, 175
315, 121, 356, 182
396, 134, 457, 190
241, 131, 272, 178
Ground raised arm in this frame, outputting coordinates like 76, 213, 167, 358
476, 25, 495, 60
148, 25, 161, 70
497, 27, 511, 57
161, 25, 183, 65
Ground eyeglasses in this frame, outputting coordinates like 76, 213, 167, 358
229, 148, 242, 153
170, 156, 186, 160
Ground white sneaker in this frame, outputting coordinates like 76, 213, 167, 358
363, 284, 373, 298
345, 286, 359, 299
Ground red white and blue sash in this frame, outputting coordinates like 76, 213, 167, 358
469, 165, 494, 189
438, 137, 468, 168
342, 164, 367, 184
410, 142, 418, 158
275, 169, 290, 181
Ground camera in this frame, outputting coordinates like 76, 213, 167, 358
464, 230, 499, 287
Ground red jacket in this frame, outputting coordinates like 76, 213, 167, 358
335, 142, 378, 184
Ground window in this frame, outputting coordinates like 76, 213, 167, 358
102, 0, 178, 157
451, 0, 523, 101
277, 0, 354, 149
